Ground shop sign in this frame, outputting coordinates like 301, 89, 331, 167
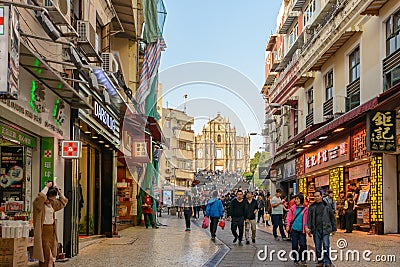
93, 101, 116, 134
305, 136, 350, 173
366, 111, 397, 152
131, 135, 151, 163
259, 167, 269, 179
41, 137, 54, 188
61, 141, 82, 159
282, 159, 296, 181
349, 163, 369, 180
0, 123, 36, 148
315, 175, 329, 187
0, 6, 19, 100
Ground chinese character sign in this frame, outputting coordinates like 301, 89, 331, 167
367, 111, 397, 152
41, 137, 54, 188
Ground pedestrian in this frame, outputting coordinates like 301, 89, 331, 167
177, 196, 183, 219
336, 191, 346, 230
205, 191, 224, 241
265, 192, 272, 226
142, 188, 158, 229
270, 189, 288, 241
344, 192, 356, 233
323, 190, 337, 212
307, 190, 337, 267
33, 181, 68, 267
244, 191, 258, 244
227, 190, 246, 246
286, 194, 309, 266
183, 195, 194, 231
256, 195, 265, 223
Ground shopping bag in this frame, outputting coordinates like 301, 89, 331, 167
202, 216, 209, 229
218, 219, 225, 230
264, 213, 270, 221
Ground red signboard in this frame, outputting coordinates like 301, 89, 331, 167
305, 136, 350, 173
61, 141, 81, 158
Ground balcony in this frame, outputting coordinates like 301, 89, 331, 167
266, 35, 277, 52
277, 33, 304, 71
173, 148, 194, 161
306, 0, 340, 30
279, 11, 300, 34
361, 0, 389, 16
174, 129, 194, 142
291, 0, 307, 11
266, 72, 278, 86
306, 112, 314, 127
300, 0, 367, 74
323, 98, 334, 117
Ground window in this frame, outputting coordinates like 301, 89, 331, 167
216, 149, 223, 159
179, 141, 186, 150
324, 70, 334, 100
303, 0, 316, 26
288, 23, 298, 48
306, 88, 314, 114
349, 47, 360, 83
237, 150, 242, 159
293, 105, 299, 136
217, 135, 221, 142
386, 11, 400, 56
197, 149, 203, 159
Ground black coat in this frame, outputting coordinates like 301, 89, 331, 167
307, 201, 337, 235
244, 199, 258, 220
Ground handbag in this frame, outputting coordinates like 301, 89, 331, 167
263, 213, 270, 222
218, 219, 225, 230
288, 207, 304, 233
202, 216, 209, 229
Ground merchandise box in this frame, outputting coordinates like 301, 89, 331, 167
0, 238, 27, 255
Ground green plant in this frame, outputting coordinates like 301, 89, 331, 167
78, 215, 95, 235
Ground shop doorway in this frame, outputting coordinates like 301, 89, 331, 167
79, 144, 101, 236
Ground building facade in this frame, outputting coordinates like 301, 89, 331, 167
195, 114, 250, 172
161, 108, 195, 192
263, 0, 400, 234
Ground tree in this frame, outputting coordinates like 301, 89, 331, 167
250, 151, 261, 173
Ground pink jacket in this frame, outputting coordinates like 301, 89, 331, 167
286, 205, 309, 234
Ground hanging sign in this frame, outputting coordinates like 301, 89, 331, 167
366, 111, 397, 152
61, 141, 82, 159
41, 137, 54, 188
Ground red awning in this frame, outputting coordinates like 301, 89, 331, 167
147, 116, 165, 143
305, 97, 378, 142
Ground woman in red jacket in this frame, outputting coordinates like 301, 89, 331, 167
286, 194, 309, 267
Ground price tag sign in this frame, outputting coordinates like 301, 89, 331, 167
61, 141, 82, 158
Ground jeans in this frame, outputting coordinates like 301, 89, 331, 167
313, 230, 332, 265
184, 213, 191, 229
257, 209, 264, 223
210, 217, 219, 238
291, 230, 307, 263
144, 213, 154, 227
271, 214, 287, 239
245, 219, 256, 241
231, 217, 245, 242
345, 211, 354, 232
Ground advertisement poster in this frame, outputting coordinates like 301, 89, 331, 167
163, 190, 172, 207
0, 146, 24, 208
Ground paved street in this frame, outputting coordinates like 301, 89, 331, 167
58, 214, 399, 267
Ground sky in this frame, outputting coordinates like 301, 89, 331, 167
159, 0, 282, 156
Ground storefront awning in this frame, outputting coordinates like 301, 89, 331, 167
360, 0, 389, 16
305, 97, 378, 143
19, 40, 92, 109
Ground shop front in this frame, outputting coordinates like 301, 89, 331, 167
0, 67, 71, 261
275, 159, 297, 198
77, 99, 120, 237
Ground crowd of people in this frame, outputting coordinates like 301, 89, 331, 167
158, 184, 361, 267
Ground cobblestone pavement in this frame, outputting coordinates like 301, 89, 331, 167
59, 216, 219, 267
58, 214, 399, 267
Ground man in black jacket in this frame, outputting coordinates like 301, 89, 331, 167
307, 190, 337, 267
227, 190, 245, 246
244, 191, 258, 244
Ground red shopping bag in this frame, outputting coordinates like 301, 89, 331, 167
202, 216, 209, 229
218, 219, 225, 230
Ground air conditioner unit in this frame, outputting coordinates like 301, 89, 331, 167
102, 53, 119, 73
77, 20, 96, 47
43, 0, 71, 25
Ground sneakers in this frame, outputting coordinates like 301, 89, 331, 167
252, 239, 255, 243
238, 241, 243, 246
185, 228, 191, 231
274, 237, 280, 241
233, 237, 238, 243
245, 240, 250, 245
211, 237, 215, 241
